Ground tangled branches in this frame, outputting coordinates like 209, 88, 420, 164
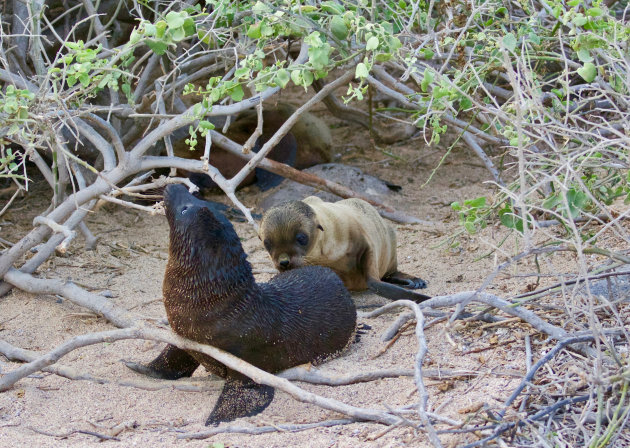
1, 0, 629, 446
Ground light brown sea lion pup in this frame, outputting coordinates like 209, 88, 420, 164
259, 196, 431, 302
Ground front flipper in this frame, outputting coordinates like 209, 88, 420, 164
383, 271, 428, 290
206, 377, 275, 426
367, 278, 431, 303
124, 344, 200, 380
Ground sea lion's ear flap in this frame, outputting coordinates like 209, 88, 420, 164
317, 224, 324, 231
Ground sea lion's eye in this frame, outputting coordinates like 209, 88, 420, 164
296, 232, 309, 246
181, 206, 188, 215
263, 239, 272, 251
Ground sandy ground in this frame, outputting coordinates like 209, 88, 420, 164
0, 105, 628, 447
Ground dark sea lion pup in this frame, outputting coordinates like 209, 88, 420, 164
259, 196, 431, 303
126, 185, 356, 425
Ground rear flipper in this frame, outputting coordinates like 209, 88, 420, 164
367, 278, 431, 303
383, 272, 427, 290
124, 344, 200, 380
206, 377, 275, 426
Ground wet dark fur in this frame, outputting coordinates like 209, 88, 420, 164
126, 184, 356, 425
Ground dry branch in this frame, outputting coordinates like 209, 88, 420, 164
206, 131, 430, 225
0, 326, 406, 426
178, 419, 356, 440
2, 268, 136, 328
363, 291, 568, 341
0, 339, 220, 393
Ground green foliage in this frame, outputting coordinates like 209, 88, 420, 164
48, 40, 134, 105
0, 86, 34, 136
1, 0, 627, 255
131, 9, 201, 55
0, 145, 25, 181
451, 197, 489, 235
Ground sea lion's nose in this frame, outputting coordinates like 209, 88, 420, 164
278, 254, 290, 269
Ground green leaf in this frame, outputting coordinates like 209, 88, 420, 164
17, 107, 28, 120
291, 70, 302, 86
228, 84, 244, 101
155, 20, 167, 38
234, 67, 250, 79
459, 97, 473, 110
542, 193, 562, 210
147, 39, 168, 55
464, 221, 476, 234
309, 46, 330, 70
199, 120, 215, 130
572, 14, 587, 26
355, 62, 369, 79
3, 102, 17, 114
499, 207, 523, 232
586, 7, 602, 16
197, 30, 211, 44
387, 36, 402, 52
302, 70, 314, 87
576, 49, 593, 62
451, 202, 462, 211
330, 16, 348, 40
577, 62, 597, 82
421, 68, 434, 92
253, 1, 272, 13
165, 11, 185, 29
170, 27, 186, 42
551, 88, 565, 99
97, 75, 112, 89
65, 41, 81, 50
304, 31, 323, 48
464, 196, 486, 208
78, 73, 91, 86
374, 53, 392, 62
528, 32, 541, 45
502, 33, 517, 52
321, 1, 344, 14
366, 36, 379, 51
566, 189, 588, 218
421, 49, 434, 60
144, 23, 157, 37
183, 18, 196, 37
247, 23, 262, 39
276, 69, 290, 88
261, 22, 274, 37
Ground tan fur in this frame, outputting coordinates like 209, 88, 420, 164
259, 196, 398, 291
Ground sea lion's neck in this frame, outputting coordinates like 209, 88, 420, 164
164, 230, 256, 307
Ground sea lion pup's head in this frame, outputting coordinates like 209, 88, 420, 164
163, 184, 242, 266
258, 200, 323, 271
